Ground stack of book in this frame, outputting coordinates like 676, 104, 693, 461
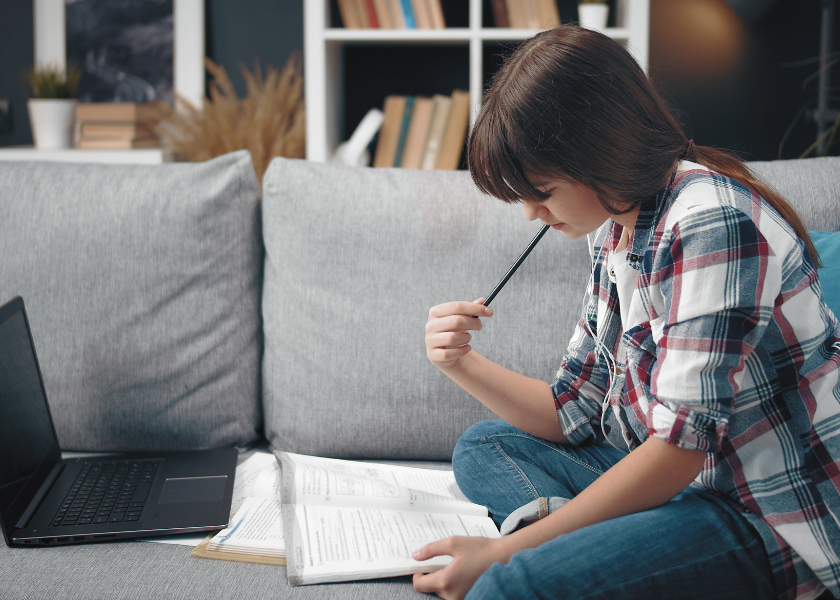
75, 102, 167, 150
489, 0, 561, 28
373, 89, 470, 170
338, 0, 445, 29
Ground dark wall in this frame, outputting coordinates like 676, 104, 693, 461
649, 0, 839, 161
0, 0, 302, 147
0, 0, 34, 147
205, 0, 302, 97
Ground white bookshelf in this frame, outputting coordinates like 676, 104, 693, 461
304, 0, 650, 163
0, 147, 173, 164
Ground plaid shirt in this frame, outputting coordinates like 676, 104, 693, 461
551, 162, 840, 599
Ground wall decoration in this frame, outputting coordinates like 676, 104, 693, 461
66, 0, 173, 104
34, 0, 204, 108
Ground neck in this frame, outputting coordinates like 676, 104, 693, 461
612, 208, 639, 233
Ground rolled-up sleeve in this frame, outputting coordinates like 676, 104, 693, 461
631, 204, 779, 453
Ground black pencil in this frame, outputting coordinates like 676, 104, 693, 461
475, 224, 550, 316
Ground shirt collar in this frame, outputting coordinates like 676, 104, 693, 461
626, 169, 680, 265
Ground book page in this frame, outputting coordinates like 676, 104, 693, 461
251, 458, 282, 500
283, 504, 499, 586
276, 451, 486, 517
208, 496, 284, 556
231, 452, 278, 515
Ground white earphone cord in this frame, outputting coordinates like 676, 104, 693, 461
582, 226, 627, 451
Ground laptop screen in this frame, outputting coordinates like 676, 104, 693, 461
0, 297, 61, 539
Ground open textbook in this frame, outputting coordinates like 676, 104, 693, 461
276, 451, 500, 586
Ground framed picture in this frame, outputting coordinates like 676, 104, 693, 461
33, 0, 204, 109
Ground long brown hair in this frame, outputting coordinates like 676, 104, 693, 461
468, 26, 819, 265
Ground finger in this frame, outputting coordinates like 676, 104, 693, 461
412, 569, 448, 595
429, 301, 493, 320
413, 537, 455, 562
426, 314, 484, 337
427, 331, 472, 350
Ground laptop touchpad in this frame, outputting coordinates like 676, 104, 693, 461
157, 476, 228, 504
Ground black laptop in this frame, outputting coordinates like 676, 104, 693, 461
0, 296, 237, 547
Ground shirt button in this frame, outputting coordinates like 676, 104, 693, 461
615, 367, 624, 375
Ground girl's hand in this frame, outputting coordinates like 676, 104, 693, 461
425, 299, 493, 370
412, 536, 509, 600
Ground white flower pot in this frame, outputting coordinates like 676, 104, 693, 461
578, 4, 609, 31
27, 99, 78, 150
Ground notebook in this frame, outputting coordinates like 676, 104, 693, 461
0, 296, 237, 547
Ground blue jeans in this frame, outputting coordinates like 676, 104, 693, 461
453, 420, 776, 600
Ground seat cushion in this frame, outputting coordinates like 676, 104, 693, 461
0, 150, 264, 451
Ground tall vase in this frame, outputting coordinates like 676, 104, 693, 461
27, 99, 78, 150
578, 3, 609, 30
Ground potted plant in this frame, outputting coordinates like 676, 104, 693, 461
578, 0, 609, 31
23, 63, 81, 149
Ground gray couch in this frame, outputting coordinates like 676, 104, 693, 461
0, 151, 838, 599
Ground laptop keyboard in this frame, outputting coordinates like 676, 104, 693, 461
52, 460, 160, 527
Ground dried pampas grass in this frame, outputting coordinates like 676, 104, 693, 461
159, 55, 305, 185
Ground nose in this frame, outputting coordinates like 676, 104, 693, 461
522, 200, 546, 222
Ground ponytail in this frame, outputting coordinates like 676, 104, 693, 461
692, 145, 821, 267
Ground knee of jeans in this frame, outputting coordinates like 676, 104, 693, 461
452, 419, 510, 463
465, 560, 514, 600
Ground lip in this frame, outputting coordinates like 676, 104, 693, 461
550, 223, 564, 230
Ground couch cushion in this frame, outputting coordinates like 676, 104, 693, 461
261, 159, 592, 460
810, 231, 840, 318
0, 150, 263, 451
747, 156, 840, 231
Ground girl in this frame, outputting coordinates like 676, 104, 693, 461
414, 25, 840, 600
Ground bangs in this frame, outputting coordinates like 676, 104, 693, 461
467, 98, 553, 204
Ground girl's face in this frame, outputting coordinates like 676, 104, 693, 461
523, 177, 637, 238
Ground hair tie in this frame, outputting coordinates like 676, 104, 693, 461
684, 139, 696, 161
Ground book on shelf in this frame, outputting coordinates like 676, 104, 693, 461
372, 0, 394, 28
386, 0, 406, 28
536, 0, 561, 28
392, 95, 415, 167
427, 0, 445, 28
77, 137, 161, 150
435, 89, 469, 170
337, 0, 445, 29
491, 0, 510, 27
337, 0, 364, 28
400, 96, 435, 169
277, 451, 499, 586
497, 0, 560, 29
373, 95, 409, 167
410, 0, 444, 29
75, 101, 166, 150
75, 101, 169, 123
420, 94, 452, 170
399, 0, 416, 28
363, 0, 380, 26
373, 89, 469, 170
80, 122, 156, 138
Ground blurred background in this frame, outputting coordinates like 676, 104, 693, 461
1, 0, 836, 161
